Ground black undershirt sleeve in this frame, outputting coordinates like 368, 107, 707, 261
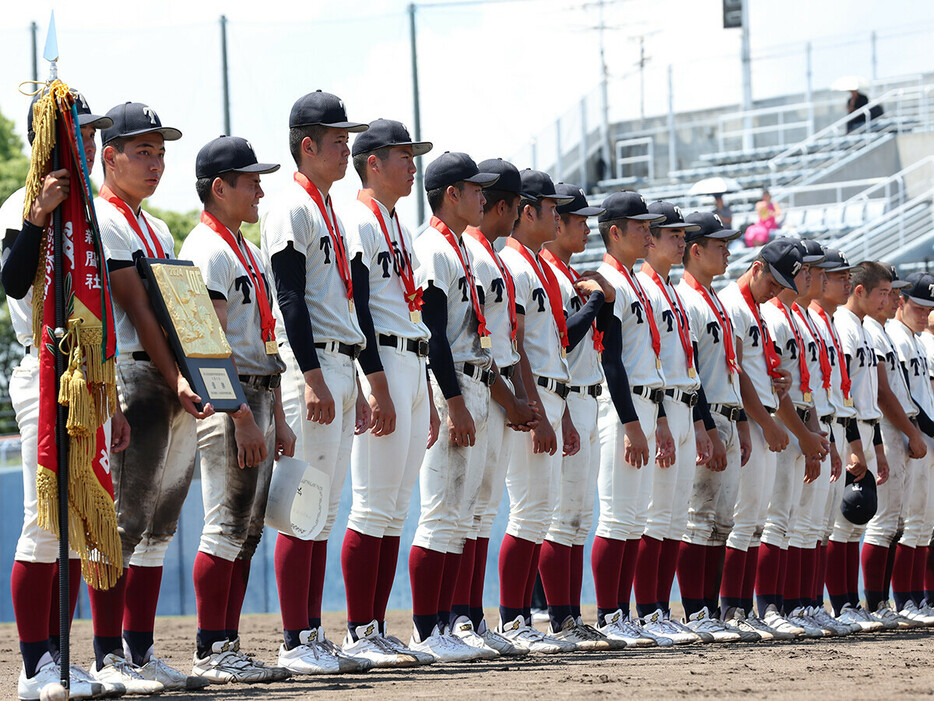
565, 290, 605, 351
694, 383, 716, 432
1, 221, 43, 299
271, 243, 319, 372
599, 312, 638, 425
872, 422, 883, 446
422, 283, 461, 400
914, 406, 934, 438
845, 417, 861, 443
351, 254, 384, 376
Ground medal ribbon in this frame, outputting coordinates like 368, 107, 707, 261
810, 302, 852, 401
431, 216, 490, 341
357, 191, 422, 315
641, 262, 694, 373
99, 184, 167, 259
505, 237, 569, 349
738, 278, 782, 379
466, 228, 517, 343
294, 172, 353, 304
683, 271, 738, 375
602, 253, 661, 359
540, 247, 603, 353
771, 298, 812, 396
200, 211, 276, 345
793, 303, 832, 391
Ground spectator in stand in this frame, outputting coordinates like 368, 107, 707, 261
846, 90, 870, 133
743, 189, 782, 248
713, 194, 733, 228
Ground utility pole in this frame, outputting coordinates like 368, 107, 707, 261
220, 15, 231, 136
408, 3, 425, 225
740, 0, 753, 150
30, 21, 38, 82
597, 0, 611, 185
638, 35, 647, 126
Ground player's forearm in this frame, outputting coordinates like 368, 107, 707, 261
775, 393, 811, 441
737, 367, 774, 426
565, 290, 604, 351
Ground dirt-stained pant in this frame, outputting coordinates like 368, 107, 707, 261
684, 411, 742, 547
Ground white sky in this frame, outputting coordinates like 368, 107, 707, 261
1, 0, 933, 227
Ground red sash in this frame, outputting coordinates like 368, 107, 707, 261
431, 216, 491, 343
505, 237, 569, 350
294, 172, 353, 308
771, 298, 812, 400
793, 303, 832, 393
540, 248, 604, 354
465, 228, 517, 345
641, 262, 694, 376
602, 253, 660, 361
811, 302, 853, 403
683, 270, 738, 375
99, 184, 167, 259
739, 279, 782, 380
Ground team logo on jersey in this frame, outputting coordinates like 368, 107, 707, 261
319, 236, 332, 263
490, 277, 506, 303
142, 105, 157, 126
531, 288, 547, 313
748, 325, 760, 347
785, 338, 798, 360
706, 321, 721, 343
661, 308, 675, 333
630, 301, 644, 324
235, 275, 253, 304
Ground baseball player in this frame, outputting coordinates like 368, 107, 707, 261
181, 136, 296, 682
454, 158, 538, 656
884, 272, 934, 624
407, 151, 499, 661
90, 102, 213, 693
538, 182, 618, 650
592, 191, 676, 648
861, 264, 927, 629
633, 201, 716, 645
260, 90, 371, 674
338, 119, 439, 668
717, 239, 794, 639
675, 212, 756, 641
2, 92, 129, 701
826, 260, 888, 629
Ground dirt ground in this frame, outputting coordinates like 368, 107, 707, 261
4, 606, 934, 700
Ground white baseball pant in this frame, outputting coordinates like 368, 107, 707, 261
684, 411, 742, 547
761, 415, 806, 549
865, 419, 913, 547
830, 420, 877, 543
727, 419, 779, 552
476, 376, 518, 540
899, 435, 934, 548
789, 419, 833, 549
644, 398, 694, 542
820, 421, 847, 543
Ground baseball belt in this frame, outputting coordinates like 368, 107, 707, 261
819, 414, 834, 425
462, 362, 496, 387
378, 333, 429, 357
710, 403, 742, 422
500, 363, 517, 380
665, 387, 698, 407
796, 406, 812, 423
569, 382, 602, 398
22, 344, 37, 358
631, 385, 665, 404
834, 416, 851, 429
131, 351, 152, 361
537, 376, 570, 400
238, 373, 282, 390
314, 341, 362, 360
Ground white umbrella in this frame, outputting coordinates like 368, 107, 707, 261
831, 75, 869, 92
689, 176, 742, 196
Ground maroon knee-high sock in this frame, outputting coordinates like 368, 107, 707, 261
437, 552, 462, 624
618, 539, 640, 612
570, 544, 585, 611
409, 545, 445, 616
925, 543, 934, 596
704, 544, 726, 608
498, 535, 536, 609
373, 535, 401, 624
88, 567, 128, 638
861, 543, 889, 606
451, 539, 477, 609
845, 541, 860, 604
891, 544, 915, 606
741, 546, 759, 605
798, 548, 817, 608
470, 538, 490, 611
591, 536, 624, 612
522, 543, 543, 609
226, 559, 251, 636
825, 541, 848, 612
13, 561, 55, 643
884, 541, 898, 599
307, 540, 328, 627
633, 536, 663, 614
539, 540, 571, 607
657, 539, 681, 606
720, 546, 746, 608
341, 529, 381, 625
193, 553, 233, 633
783, 547, 802, 608
123, 565, 163, 635
912, 545, 928, 599
677, 542, 706, 616
275, 534, 313, 632
813, 542, 828, 603
755, 543, 782, 596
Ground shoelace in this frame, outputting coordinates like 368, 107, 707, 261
110, 658, 145, 680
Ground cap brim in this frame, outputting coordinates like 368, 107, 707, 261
542, 195, 575, 206
653, 222, 702, 232
768, 262, 798, 293
626, 213, 667, 221
706, 228, 741, 241
78, 113, 113, 129
908, 294, 934, 308
464, 172, 500, 187
295, 120, 369, 133
233, 162, 281, 175
891, 280, 911, 289
355, 140, 433, 157
802, 254, 825, 264
826, 263, 861, 273
566, 206, 605, 217
106, 126, 183, 143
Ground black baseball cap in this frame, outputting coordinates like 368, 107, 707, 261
290, 90, 368, 132
648, 201, 701, 232
352, 118, 431, 157
599, 191, 665, 223
882, 262, 911, 290
684, 211, 739, 242
555, 183, 604, 217
27, 89, 112, 145
799, 239, 837, 268
781, 236, 825, 265
101, 102, 182, 145
477, 159, 534, 199
822, 248, 860, 273
424, 152, 499, 191
196, 135, 279, 179
519, 170, 574, 205
841, 470, 878, 525
901, 272, 934, 308
759, 238, 804, 292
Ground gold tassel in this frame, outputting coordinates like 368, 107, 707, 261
35, 465, 59, 535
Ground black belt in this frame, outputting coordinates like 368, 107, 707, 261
378, 333, 428, 357
861, 418, 879, 427
239, 374, 281, 390
764, 405, 777, 414
796, 406, 812, 423
710, 404, 742, 422
462, 363, 495, 387
132, 351, 151, 361
537, 376, 570, 399
569, 383, 602, 398
500, 364, 516, 380
23, 344, 37, 357
632, 385, 664, 404
314, 341, 361, 360
835, 416, 851, 428
665, 388, 698, 407
819, 414, 834, 425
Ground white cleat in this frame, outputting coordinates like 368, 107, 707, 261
685, 607, 742, 643
279, 628, 366, 675
785, 607, 825, 638
66, 663, 125, 698
720, 607, 764, 642
381, 628, 437, 665
547, 616, 613, 651
807, 606, 851, 636
576, 616, 626, 650
762, 605, 804, 638
91, 653, 164, 695
898, 600, 934, 626
409, 624, 482, 663
19, 653, 104, 700
868, 601, 906, 631
641, 609, 700, 645
477, 619, 528, 656
745, 610, 795, 641
498, 616, 573, 654
192, 639, 277, 684
125, 642, 209, 692
342, 621, 420, 668
596, 609, 664, 647
835, 604, 875, 632
449, 617, 500, 659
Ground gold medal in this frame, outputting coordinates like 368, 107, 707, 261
265, 340, 278, 355
480, 335, 492, 349
656, 358, 662, 370
410, 310, 422, 324
688, 367, 696, 378
844, 398, 854, 407
512, 338, 518, 353
561, 347, 567, 359
804, 391, 812, 403
348, 299, 355, 314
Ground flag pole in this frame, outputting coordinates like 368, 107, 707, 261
43, 12, 72, 691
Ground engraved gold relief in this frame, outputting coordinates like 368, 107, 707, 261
150, 263, 232, 358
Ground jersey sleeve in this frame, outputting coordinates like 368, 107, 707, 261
182, 236, 238, 301
415, 237, 459, 297
98, 208, 137, 265
344, 209, 378, 270
262, 198, 314, 258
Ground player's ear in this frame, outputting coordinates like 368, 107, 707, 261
301, 136, 317, 159
446, 184, 458, 203
367, 153, 380, 177
101, 144, 118, 172
210, 176, 225, 203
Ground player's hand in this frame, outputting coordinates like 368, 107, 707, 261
623, 420, 649, 468
763, 417, 789, 452
27, 169, 70, 228
705, 427, 726, 472
908, 427, 928, 460
771, 368, 792, 400
303, 368, 335, 425
875, 447, 889, 485
111, 406, 131, 453
830, 443, 842, 482
506, 397, 538, 432
562, 411, 580, 457
427, 399, 441, 449
232, 404, 267, 469
799, 429, 830, 462
655, 418, 676, 468
573, 277, 603, 298
447, 396, 476, 447
366, 372, 396, 437
579, 270, 615, 302
354, 386, 371, 435
177, 376, 214, 420
804, 454, 821, 483
738, 421, 752, 466
532, 420, 558, 456
846, 448, 868, 482
274, 410, 296, 459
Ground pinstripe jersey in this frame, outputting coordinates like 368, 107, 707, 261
762, 299, 815, 409
793, 304, 835, 419
833, 307, 881, 421
464, 233, 520, 370
260, 179, 365, 348
96, 195, 176, 355
179, 222, 285, 377
864, 316, 916, 417
637, 267, 699, 392
0, 187, 32, 346
344, 197, 429, 341
720, 281, 778, 410
886, 318, 934, 418
919, 331, 934, 382
543, 257, 603, 387
808, 306, 857, 419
